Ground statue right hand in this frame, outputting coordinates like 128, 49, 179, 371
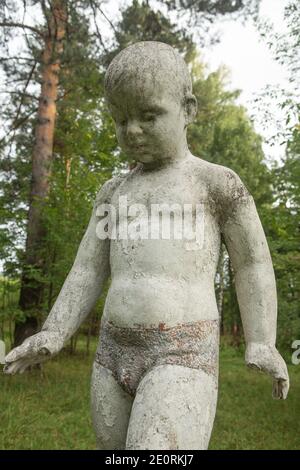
245, 342, 289, 399
3, 331, 64, 375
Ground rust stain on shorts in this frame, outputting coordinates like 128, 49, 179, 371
95, 319, 219, 396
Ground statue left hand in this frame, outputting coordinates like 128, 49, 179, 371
245, 342, 289, 399
3, 331, 63, 375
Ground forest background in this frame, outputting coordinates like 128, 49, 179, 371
0, 0, 299, 450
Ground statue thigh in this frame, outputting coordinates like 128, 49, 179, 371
126, 364, 218, 450
90, 362, 133, 450
91, 362, 218, 450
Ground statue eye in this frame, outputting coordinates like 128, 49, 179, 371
143, 113, 156, 122
117, 118, 127, 126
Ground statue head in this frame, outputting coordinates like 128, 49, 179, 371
104, 41, 197, 168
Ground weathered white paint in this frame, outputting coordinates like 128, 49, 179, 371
4, 42, 289, 449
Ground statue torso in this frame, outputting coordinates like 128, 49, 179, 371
103, 156, 222, 328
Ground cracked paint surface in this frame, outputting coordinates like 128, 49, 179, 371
95, 319, 219, 396
4, 41, 289, 450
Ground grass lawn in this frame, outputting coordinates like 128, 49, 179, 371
0, 340, 299, 450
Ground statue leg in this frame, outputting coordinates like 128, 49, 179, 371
90, 361, 133, 449
126, 364, 218, 450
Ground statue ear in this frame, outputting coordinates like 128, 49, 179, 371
184, 94, 198, 126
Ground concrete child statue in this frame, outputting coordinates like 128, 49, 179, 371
4, 41, 289, 450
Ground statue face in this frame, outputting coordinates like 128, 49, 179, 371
107, 77, 187, 166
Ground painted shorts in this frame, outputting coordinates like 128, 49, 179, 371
95, 319, 219, 396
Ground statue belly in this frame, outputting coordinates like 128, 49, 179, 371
103, 276, 219, 329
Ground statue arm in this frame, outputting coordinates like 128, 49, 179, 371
41, 183, 111, 344
4, 179, 116, 373
222, 193, 277, 345
221, 173, 289, 399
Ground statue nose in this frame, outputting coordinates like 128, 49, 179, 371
126, 120, 142, 137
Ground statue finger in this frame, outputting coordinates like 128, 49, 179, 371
3, 358, 28, 375
18, 359, 33, 374
281, 379, 289, 399
4, 346, 25, 363
272, 378, 289, 400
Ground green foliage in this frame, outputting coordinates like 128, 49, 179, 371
0, 0, 298, 351
189, 64, 270, 202
102, 0, 196, 65
164, 0, 260, 41
0, 342, 299, 449
165, 0, 259, 15
210, 347, 300, 450
255, 1, 300, 350
0, 277, 24, 347
264, 140, 300, 350
0, 1, 122, 312
187, 61, 276, 342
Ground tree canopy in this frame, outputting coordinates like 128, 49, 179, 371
0, 0, 298, 350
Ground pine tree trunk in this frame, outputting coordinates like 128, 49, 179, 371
14, 1, 67, 347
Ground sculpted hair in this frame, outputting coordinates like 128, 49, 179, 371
104, 41, 193, 102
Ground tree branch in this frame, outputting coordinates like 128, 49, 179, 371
0, 56, 36, 62
0, 22, 44, 37
40, 0, 51, 37
0, 61, 37, 149
89, 0, 109, 53
56, 88, 72, 102
0, 107, 38, 146
0, 91, 39, 101
13, 60, 37, 128
96, 4, 117, 35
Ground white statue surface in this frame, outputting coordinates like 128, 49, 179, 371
4, 41, 289, 450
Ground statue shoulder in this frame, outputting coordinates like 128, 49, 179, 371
191, 158, 252, 226
218, 166, 250, 202
198, 160, 251, 203
95, 174, 125, 206
204, 163, 254, 228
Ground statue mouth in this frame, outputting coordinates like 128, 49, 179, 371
130, 144, 149, 154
